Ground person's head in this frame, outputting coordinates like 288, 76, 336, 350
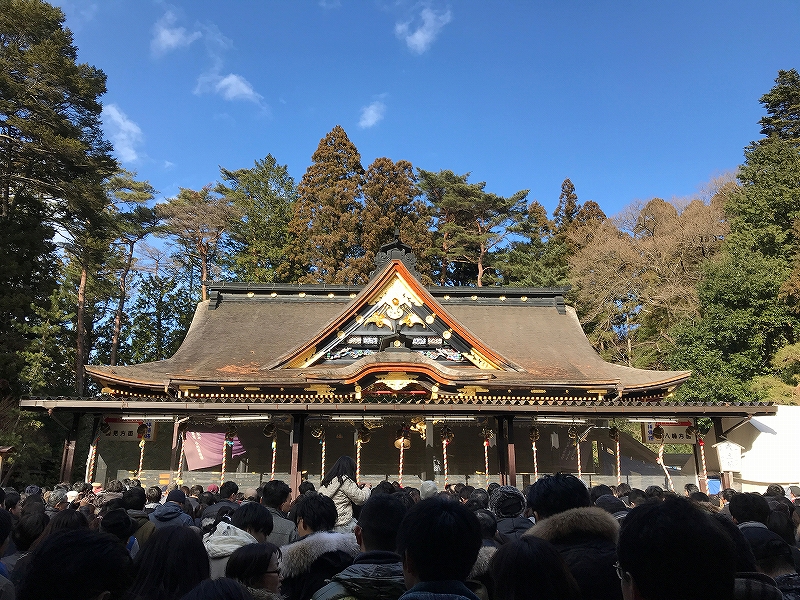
190, 485, 204, 498
490, 486, 526, 519
123, 486, 147, 511
354, 493, 407, 552
21, 494, 45, 515
475, 509, 497, 540
617, 497, 735, 600
712, 513, 757, 572
18, 529, 133, 600
764, 484, 785, 498
99, 508, 136, 543
220, 481, 239, 501
298, 481, 315, 495
766, 509, 796, 546
12, 511, 49, 551
146, 486, 162, 504
178, 577, 254, 600
594, 494, 629, 517
226, 543, 282, 593
321, 456, 357, 487
106, 480, 124, 494
721, 488, 737, 504
166, 489, 187, 505
38, 508, 88, 540
260, 480, 291, 511
396, 497, 481, 587
627, 489, 648, 507
590, 484, 615, 504
742, 527, 796, 578
729, 492, 770, 525
467, 488, 490, 510
4, 490, 21, 516
491, 535, 581, 600
526, 473, 590, 520
688, 491, 711, 503
46, 488, 68, 510
644, 485, 663, 500
131, 526, 210, 600
684, 483, 700, 496
230, 502, 273, 543
615, 483, 632, 498
294, 493, 336, 535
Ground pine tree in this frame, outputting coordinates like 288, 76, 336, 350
284, 126, 365, 284
553, 178, 579, 233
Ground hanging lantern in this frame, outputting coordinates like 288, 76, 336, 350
529, 426, 540, 442
652, 425, 665, 441
263, 423, 277, 438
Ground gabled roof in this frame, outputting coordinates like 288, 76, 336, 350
86, 254, 690, 404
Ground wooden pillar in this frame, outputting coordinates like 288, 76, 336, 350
495, 416, 508, 485
507, 414, 517, 488
59, 412, 82, 483
290, 414, 307, 497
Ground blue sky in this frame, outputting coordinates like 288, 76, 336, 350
57, 1, 800, 217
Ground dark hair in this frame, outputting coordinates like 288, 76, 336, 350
526, 473, 590, 519
618, 498, 735, 600
684, 483, 700, 495
475, 509, 497, 539
18, 529, 133, 600
767, 509, 796, 546
765, 484, 785, 498
689, 491, 710, 503
729, 492, 770, 525
190, 485, 204, 497
12, 512, 49, 551
226, 542, 281, 588
721, 488, 737, 502
179, 577, 254, 600
21, 494, 44, 515
468, 489, 490, 510
490, 535, 581, 600
321, 456, 357, 488
106, 480, 124, 493
123, 486, 147, 511
220, 481, 239, 499
146, 486, 162, 504
4, 491, 20, 511
357, 494, 407, 552
644, 485, 664, 500
34, 508, 88, 548
373, 481, 395, 496
396, 497, 481, 582
590, 484, 614, 503
294, 493, 337, 533
627, 488, 648, 506
459, 486, 474, 502
298, 481, 316, 495
0, 509, 11, 546
713, 513, 757, 572
131, 526, 210, 600
261, 480, 291, 509
231, 502, 273, 537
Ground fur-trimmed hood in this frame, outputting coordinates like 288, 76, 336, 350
524, 507, 619, 545
280, 532, 360, 578
203, 522, 258, 558
469, 545, 497, 579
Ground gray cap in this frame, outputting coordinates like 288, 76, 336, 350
420, 480, 438, 500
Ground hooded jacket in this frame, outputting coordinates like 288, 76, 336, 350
203, 522, 258, 579
524, 506, 622, 600
312, 550, 406, 600
280, 531, 360, 600
319, 477, 370, 528
149, 502, 195, 529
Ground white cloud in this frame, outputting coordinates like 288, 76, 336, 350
195, 72, 263, 104
395, 7, 452, 54
163, 160, 174, 169
359, 101, 387, 129
101, 104, 143, 163
151, 11, 201, 56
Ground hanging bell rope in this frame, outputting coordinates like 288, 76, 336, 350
85, 433, 100, 484
395, 425, 410, 487
609, 426, 621, 486
356, 439, 362, 485
481, 427, 493, 487
399, 438, 405, 486
270, 438, 277, 481
568, 425, 581, 480
311, 426, 325, 482
441, 426, 453, 487
529, 426, 540, 482
176, 432, 186, 485
698, 437, 709, 493
653, 425, 674, 491
136, 423, 148, 479
221, 426, 236, 485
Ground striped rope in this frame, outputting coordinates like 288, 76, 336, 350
321, 438, 326, 483
86, 435, 100, 483
398, 438, 405, 487
176, 433, 185, 484
698, 438, 708, 493
442, 439, 450, 486
657, 442, 675, 491
270, 438, 277, 481
137, 439, 146, 479
576, 438, 582, 480
220, 440, 230, 485
356, 439, 362, 485
532, 441, 538, 481
616, 438, 622, 486
484, 438, 490, 487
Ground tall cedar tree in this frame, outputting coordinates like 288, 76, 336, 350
284, 126, 365, 284
668, 71, 800, 403
360, 157, 433, 280
553, 178, 579, 233
158, 186, 239, 301
217, 154, 297, 283
0, 0, 114, 395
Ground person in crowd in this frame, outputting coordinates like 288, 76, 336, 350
179, 578, 254, 600
0, 510, 13, 600
729, 493, 771, 528
464, 489, 489, 512
44, 488, 67, 518
594, 494, 630, 522
99, 507, 140, 557
226, 543, 283, 600
614, 483, 632, 501
187, 485, 204, 514
685, 483, 700, 496
203, 482, 241, 522
313, 493, 407, 600
744, 527, 800, 600
205, 503, 273, 579
590, 485, 615, 504
395, 496, 482, 600
130, 526, 211, 600
643, 485, 664, 501
689, 491, 712, 504
468, 509, 499, 598
525, 473, 622, 600
318, 456, 371, 533
149, 489, 195, 529
4, 493, 20, 520
17, 529, 133, 600
280, 493, 359, 600
260, 480, 298, 546
145, 486, 163, 513
489, 534, 581, 600
617, 497, 736, 600
626, 489, 648, 508
765, 484, 786, 499
3, 512, 48, 574
123, 486, 156, 546
489, 486, 532, 543
719, 488, 738, 519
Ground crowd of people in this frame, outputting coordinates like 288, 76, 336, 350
0, 458, 798, 600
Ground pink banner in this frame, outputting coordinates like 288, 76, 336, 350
183, 431, 246, 471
